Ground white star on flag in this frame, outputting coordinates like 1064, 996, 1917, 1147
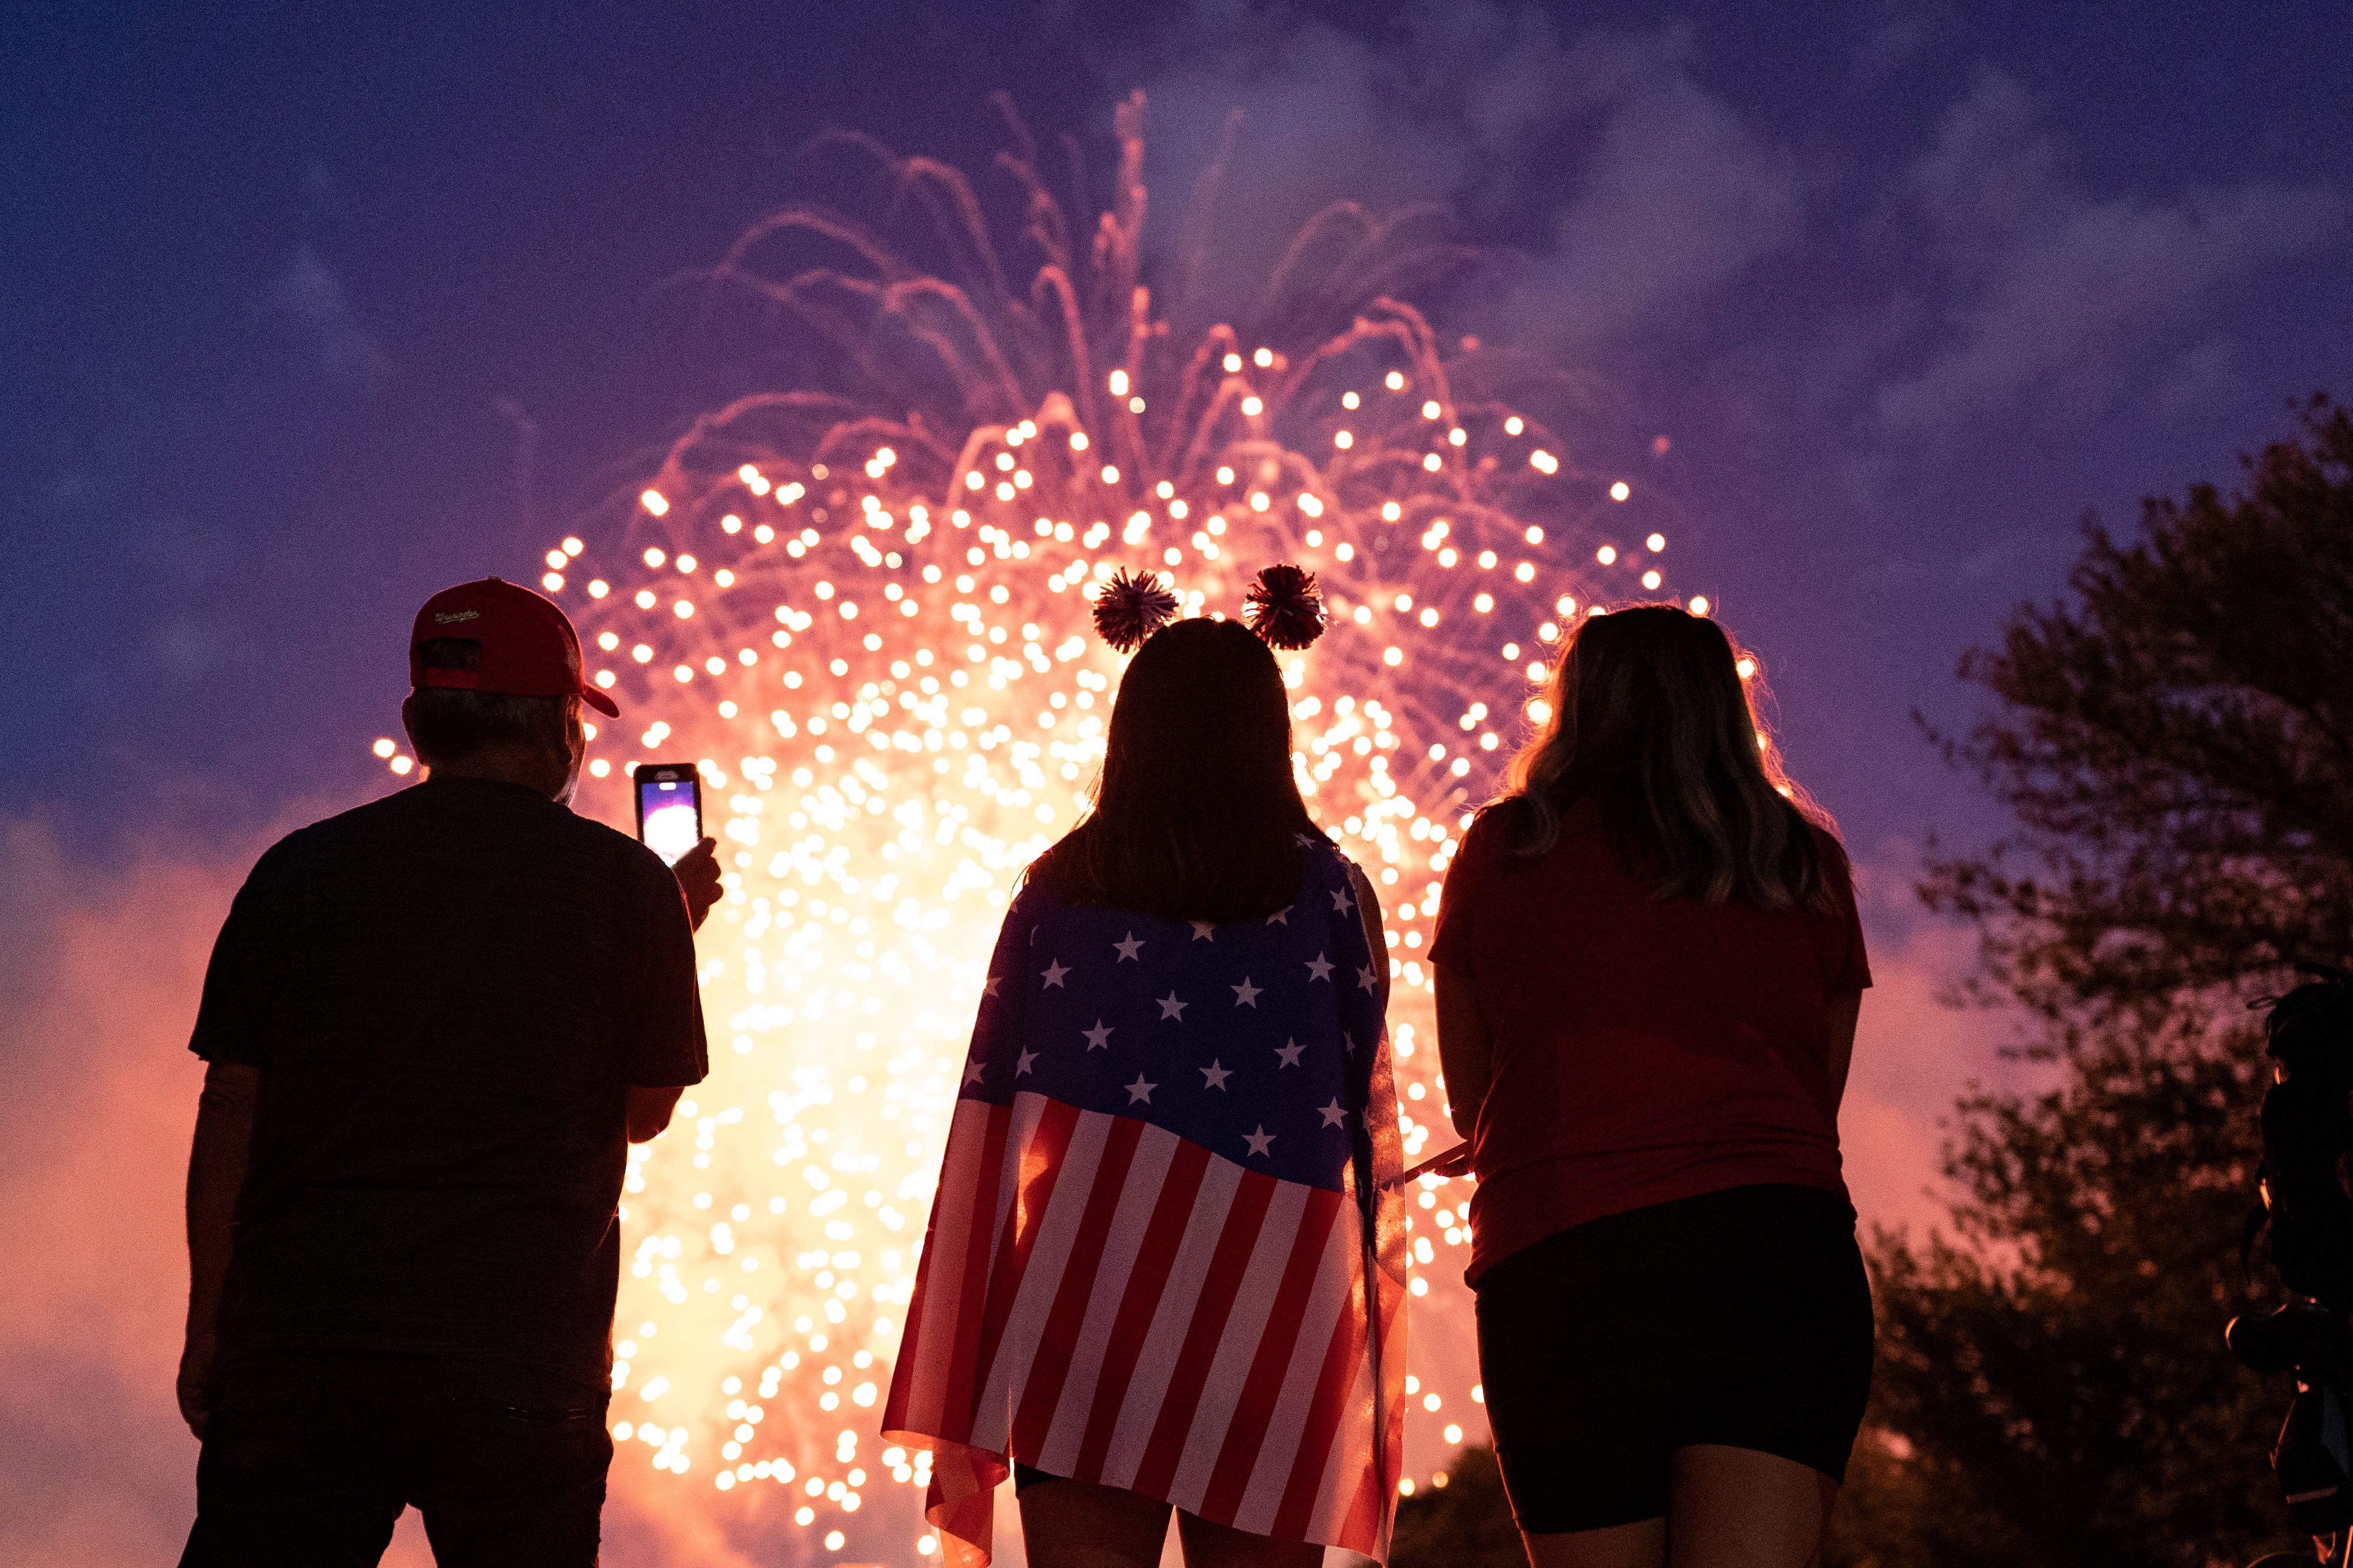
1156, 992, 1188, 1021
983, 975, 1001, 998
1304, 953, 1334, 982
961, 1059, 986, 1087
1016, 1048, 1037, 1077
1244, 1125, 1276, 1158
1083, 1020, 1113, 1051
1357, 965, 1379, 992
1275, 1039, 1304, 1068
1319, 1099, 1349, 1128
1266, 906, 1290, 925
1330, 886, 1354, 913
1113, 932, 1145, 962
1293, 833, 1318, 846
1042, 959, 1070, 989
1189, 920, 1216, 942
1126, 1074, 1157, 1105
1199, 1060, 1232, 1091
1232, 977, 1261, 1008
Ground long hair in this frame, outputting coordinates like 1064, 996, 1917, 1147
1497, 604, 1835, 911
1030, 617, 1328, 923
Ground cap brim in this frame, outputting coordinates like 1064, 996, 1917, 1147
584, 688, 620, 718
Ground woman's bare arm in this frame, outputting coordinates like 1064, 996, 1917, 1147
1825, 991, 1862, 1111
1435, 963, 1492, 1141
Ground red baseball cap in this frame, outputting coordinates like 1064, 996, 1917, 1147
409, 577, 621, 718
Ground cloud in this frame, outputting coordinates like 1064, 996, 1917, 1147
1872, 71, 2344, 436
1498, 39, 1800, 351
0, 822, 229, 1564
1122, 4, 1798, 352
272, 245, 391, 392
1122, 2, 1475, 312
1850, 1, 1958, 83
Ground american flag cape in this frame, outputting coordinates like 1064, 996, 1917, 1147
884, 841, 1409, 1566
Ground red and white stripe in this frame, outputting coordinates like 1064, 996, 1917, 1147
884, 1091, 1405, 1566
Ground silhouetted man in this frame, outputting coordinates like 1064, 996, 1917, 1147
178, 577, 722, 1566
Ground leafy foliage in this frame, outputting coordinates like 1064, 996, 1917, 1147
1921, 397, 2353, 1021
1833, 1019, 2281, 1565
1842, 399, 2353, 1566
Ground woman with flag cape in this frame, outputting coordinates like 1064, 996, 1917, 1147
885, 570, 1409, 1567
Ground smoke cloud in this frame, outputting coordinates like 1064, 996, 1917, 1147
0, 820, 240, 1564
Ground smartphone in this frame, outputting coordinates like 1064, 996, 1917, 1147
633, 762, 704, 866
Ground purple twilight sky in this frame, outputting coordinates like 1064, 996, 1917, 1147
1, 4, 2348, 1562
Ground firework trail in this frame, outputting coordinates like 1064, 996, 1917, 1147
375, 95, 1721, 1563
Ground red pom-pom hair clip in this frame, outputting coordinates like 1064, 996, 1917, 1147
1244, 564, 1327, 650
1091, 567, 1180, 653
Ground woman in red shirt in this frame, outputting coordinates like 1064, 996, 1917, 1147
1429, 603, 1871, 1568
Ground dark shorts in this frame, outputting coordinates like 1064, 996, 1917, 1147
1473, 1183, 1875, 1535
181, 1351, 612, 1568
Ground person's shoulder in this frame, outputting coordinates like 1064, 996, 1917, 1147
1805, 820, 1854, 880
222, 791, 423, 917
1456, 798, 1526, 864
567, 813, 697, 932
1295, 828, 1348, 869
1801, 820, 1860, 912
1297, 831, 1370, 893
249, 788, 417, 872
565, 807, 676, 882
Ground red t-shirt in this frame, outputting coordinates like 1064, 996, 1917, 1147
1428, 795, 1871, 1285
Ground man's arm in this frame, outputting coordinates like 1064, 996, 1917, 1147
626, 1085, 686, 1143
181, 1061, 259, 1438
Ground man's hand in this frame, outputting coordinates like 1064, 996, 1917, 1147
672, 837, 723, 932
177, 1330, 216, 1439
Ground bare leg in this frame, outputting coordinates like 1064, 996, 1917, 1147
1017, 1475, 1173, 1568
1520, 1517, 1668, 1568
1665, 1445, 1835, 1568
1174, 1508, 1324, 1568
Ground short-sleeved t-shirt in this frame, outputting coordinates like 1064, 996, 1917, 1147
1429, 794, 1870, 1285
190, 776, 708, 1384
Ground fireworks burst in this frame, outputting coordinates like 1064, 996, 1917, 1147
376, 95, 1711, 1562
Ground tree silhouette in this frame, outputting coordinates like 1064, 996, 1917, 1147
1842, 397, 2353, 1566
